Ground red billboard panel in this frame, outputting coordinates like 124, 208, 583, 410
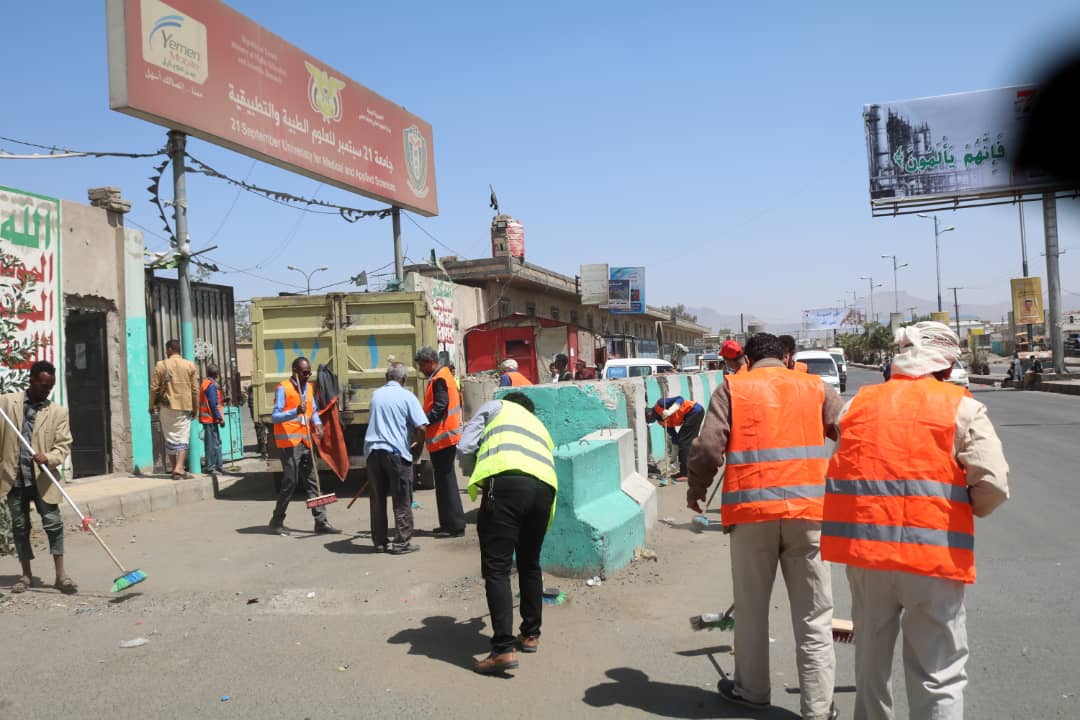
107, 0, 438, 216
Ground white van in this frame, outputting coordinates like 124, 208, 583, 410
794, 350, 842, 394
601, 358, 675, 380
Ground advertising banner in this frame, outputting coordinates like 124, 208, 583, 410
1011, 277, 1044, 324
107, 0, 438, 215
609, 266, 645, 314
802, 307, 860, 330
863, 85, 1050, 207
579, 263, 609, 305
931, 311, 951, 326
0, 187, 63, 400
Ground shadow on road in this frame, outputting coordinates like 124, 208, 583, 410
323, 534, 381, 554
582, 667, 800, 719
387, 615, 490, 672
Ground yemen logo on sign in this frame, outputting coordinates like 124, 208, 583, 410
403, 125, 429, 199
140, 0, 208, 85
304, 61, 346, 123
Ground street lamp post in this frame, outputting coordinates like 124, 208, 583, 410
881, 254, 909, 314
287, 264, 329, 295
860, 275, 884, 324
917, 214, 955, 312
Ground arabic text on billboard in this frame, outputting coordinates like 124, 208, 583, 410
609, 266, 645, 314
803, 308, 860, 330
863, 85, 1052, 206
0, 187, 64, 400
107, 0, 438, 215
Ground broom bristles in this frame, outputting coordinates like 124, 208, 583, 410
112, 569, 147, 593
307, 493, 338, 508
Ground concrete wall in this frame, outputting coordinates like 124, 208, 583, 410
403, 272, 485, 374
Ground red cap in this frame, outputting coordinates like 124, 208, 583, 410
720, 339, 743, 359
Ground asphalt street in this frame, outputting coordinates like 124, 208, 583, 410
0, 369, 1075, 719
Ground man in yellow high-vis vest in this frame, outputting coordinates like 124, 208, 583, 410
458, 391, 557, 675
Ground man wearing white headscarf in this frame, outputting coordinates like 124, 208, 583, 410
822, 322, 1009, 720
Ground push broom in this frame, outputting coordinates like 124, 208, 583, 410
0, 407, 147, 592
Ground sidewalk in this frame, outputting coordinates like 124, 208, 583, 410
970, 374, 1080, 396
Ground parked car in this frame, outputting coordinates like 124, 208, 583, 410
793, 350, 842, 394
601, 358, 675, 379
946, 360, 970, 389
827, 348, 848, 392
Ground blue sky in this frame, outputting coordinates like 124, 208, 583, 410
3, 0, 1079, 320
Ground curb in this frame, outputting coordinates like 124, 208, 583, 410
970, 375, 1080, 396
60, 474, 220, 526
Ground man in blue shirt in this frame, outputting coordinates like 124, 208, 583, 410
364, 362, 429, 554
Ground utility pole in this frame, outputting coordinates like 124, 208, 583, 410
1043, 194, 1065, 374
949, 286, 963, 339
881, 254, 909, 313
1018, 203, 1033, 352
907, 305, 918, 322
167, 130, 201, 475
392, 207, 403, 285
860, 275, 883, 325
918, 214, 955, 312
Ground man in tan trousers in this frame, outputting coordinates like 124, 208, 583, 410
150, 339, 199, 479
688, 333, 841, 720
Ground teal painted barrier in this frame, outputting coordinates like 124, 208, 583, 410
220, 407, 244, 462
125, 316, 154, 473
643, 376, 665, 463
540, 439, 645, 577
496, 382, 625, 446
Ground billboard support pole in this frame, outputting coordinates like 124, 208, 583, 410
392, 207, 403, 286
167, 129, 202, 474
1020, 203, 1033, 352
1042, 194, 1065, 374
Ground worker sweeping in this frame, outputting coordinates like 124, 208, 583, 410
645, 395, 704, 482
0, 361, 77, 594
822, 321, 1010, 719
688, 333, 842, 719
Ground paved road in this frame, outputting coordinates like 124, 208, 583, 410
0, 370, 1074, 719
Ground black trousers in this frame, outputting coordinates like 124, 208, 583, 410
430, 445, 465, 532
271, 444, 328, 526
367, 449, 414, 547
477, 473, 556, 654
675, 410, 705, 477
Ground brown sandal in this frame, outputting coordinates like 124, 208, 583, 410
54, 577, 78, 594
11, 576, 31, 593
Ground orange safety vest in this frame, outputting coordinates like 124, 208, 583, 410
424, 366, 463, 452
273, 380, 315, 449
722, 366, 829, 525
822, 376, 975, 583
652, 398, 701, 428
198, 378, 223, 425
502, 371, 532, 387
794, 361, 809, 373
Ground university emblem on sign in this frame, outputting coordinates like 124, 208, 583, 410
304, 61, 345, 122
403, 125, 429, 199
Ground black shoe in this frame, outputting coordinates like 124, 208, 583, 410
434, 528, 465, 538
373, 544, 388, 553
314, 523, 342, 535
716, 679, 770, 711
268, 522, 290, 536
390, 542, 420, 555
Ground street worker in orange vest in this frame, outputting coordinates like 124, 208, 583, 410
822, 322, 1009, 720
779, 335, 809, 373
415, 346, 466, 537
645, 396, 704, 482
688, 333, 842, 719
720, 338, 749, 375
198, 364, 226, 476
268, 356, 340, 536
498, 358, 533, 387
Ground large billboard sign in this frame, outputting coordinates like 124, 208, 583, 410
1011, 276, 1044, 325
579, 263, 609, 305
802, 307, 860, 330
0, 187, 64, 400
609, 266, 645, 314
107, 0, 438, 216
863, 85, 1056, 213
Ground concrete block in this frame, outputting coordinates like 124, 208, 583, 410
149, 484, 179, 513
541, 439, 645, 578
496, 382, 626, 446
582, 428, 657, 531
119, 490, 153, 519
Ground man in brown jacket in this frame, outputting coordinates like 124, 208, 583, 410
150, 339, 200, 479
0, 361, 75, 593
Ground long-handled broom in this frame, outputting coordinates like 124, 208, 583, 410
0, 407, 147, 592
303, 414, 337, 510
689, 604, 855, 643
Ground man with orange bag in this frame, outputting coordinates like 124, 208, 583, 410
415, 347, 465, 538
823, 322, 1009, 719
688, 333, 842, 719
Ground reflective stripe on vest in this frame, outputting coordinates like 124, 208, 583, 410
821, 376, 975, 583
198, 378, 223, 425
468, 401, 558, 525
273, 381, 314, 449
424, 366, 463, 452
721, 366, 828, 525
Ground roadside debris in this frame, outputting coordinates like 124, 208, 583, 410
586, 576, 602, 587
119, 637, 148, 648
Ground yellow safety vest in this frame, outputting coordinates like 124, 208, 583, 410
468, 402, 558, 524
